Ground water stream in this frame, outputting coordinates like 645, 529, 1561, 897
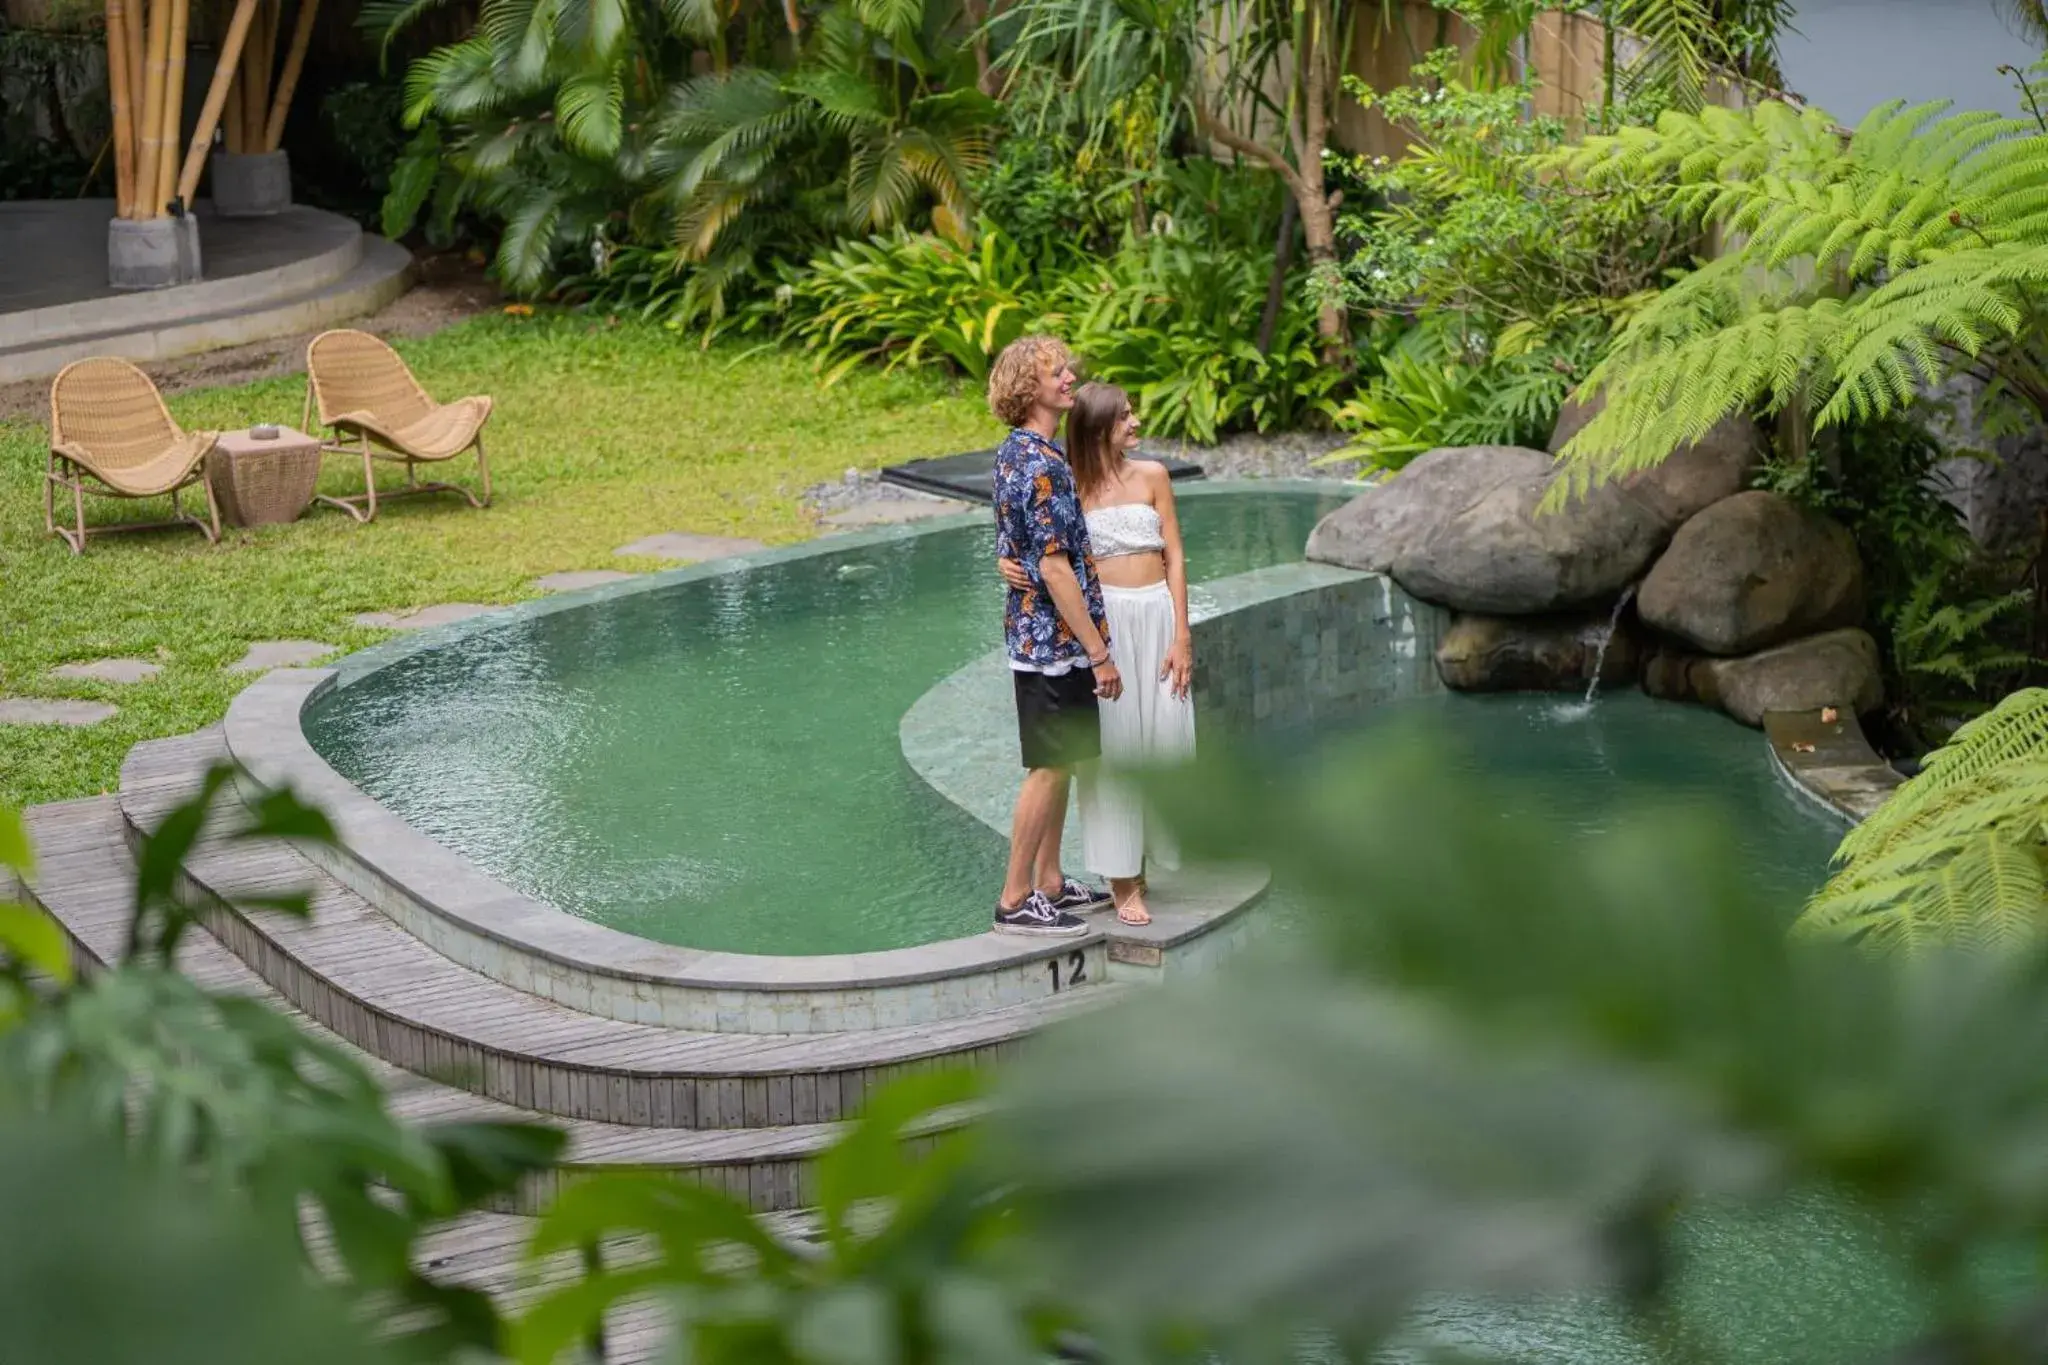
1583, 582, 1639, 705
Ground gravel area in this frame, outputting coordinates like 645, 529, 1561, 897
1150, 428, 1361, 481
803, 430, 1363, 518
804, 468, 958, 518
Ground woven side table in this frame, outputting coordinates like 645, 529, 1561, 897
208, 426, 322, 527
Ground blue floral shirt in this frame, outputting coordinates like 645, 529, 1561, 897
993, 427, 1108, 673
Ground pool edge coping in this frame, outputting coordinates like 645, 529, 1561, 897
222, 479, 1366, 1008
225, 667, 1121, 994
1761, 708, 1903, 829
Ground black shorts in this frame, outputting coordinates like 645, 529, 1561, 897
1014, 666, 1102, 771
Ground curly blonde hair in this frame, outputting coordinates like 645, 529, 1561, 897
986, 335, 1072, 428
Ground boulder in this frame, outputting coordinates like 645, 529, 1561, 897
1434, 610, 1641, 693
1640, 646, 1713, 706
1303, 445, 1542, 575
1701, 629, 1884, 728
1548, 392, 1764, 527
1307, 420, 1759, 615
1637, 490, 1864, 655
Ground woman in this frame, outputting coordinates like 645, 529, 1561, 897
1000, 382, 1193, 926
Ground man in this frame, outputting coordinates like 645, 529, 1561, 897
987, 335, 1122, 936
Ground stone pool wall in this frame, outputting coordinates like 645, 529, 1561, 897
1192, 561, 1450, 736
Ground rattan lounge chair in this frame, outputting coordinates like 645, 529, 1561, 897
45, 358, 221, 554
303, 329, 493, 523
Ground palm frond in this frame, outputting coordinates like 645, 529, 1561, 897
556, 70, 625, 157
356, 0, 464, 71
655, 0, 722, 41
402, 37, 504, 126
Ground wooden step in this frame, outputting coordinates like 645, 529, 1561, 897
105, 732, 1116, 1128
18, 797, 878, 1212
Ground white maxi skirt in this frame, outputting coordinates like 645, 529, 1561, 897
1080, 581, 1196, 879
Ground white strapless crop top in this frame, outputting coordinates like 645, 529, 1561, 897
1085, 501, 1165, 557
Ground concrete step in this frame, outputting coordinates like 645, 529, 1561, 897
0, 235, 414, 386
2, 204, 364, 350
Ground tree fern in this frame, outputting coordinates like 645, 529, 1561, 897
1543, 88, 2048, 502
1798, 689, 2048, 951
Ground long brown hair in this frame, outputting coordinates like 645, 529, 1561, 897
1064, 381, 1130, 500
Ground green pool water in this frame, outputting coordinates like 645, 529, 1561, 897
1260, 688, 1845, 925
306, 489, 1345, 955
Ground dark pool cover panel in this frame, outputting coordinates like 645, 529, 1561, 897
881, 448, 1205, 504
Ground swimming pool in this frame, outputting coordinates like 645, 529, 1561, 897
306, 485, 1840, 960
305, 489, 1347, 955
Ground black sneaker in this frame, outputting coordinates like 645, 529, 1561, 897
994, 890, 1089, 937
1046, 877, 1112, 912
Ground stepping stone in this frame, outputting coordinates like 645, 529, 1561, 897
821, 499, 960, 529
613, 532, 766, 562
227, 641, 338, 674
0, 698, 117, 727
49, 657, 160, 684
352, 603, 499, 631
535, 569, 637, 593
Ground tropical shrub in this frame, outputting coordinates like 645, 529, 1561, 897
395, 0, 998, 308
1052, 233, 1344, 443
1545, 76, 2048, 504
1323, 54, 1689, 470
760, 218, 1336, 441
1337, 56, 1686, 348
1323, 323, 1576, 469
1799, 687, 2048, 952
1755, 416, 2033, 743
770, 224, 1043, 383
0, 785, 563, 1360
507, 1068, 1068, 1365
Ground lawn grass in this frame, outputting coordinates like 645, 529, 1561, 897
1, 314, 992, 808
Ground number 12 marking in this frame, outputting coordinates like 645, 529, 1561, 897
1047, 950, 1087, 992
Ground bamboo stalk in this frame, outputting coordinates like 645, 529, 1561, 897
105, 0, 137, 216
255, 0, 278, 127
175, 0, 261, 205
262, 0, 319, 151
156, 0, 190, 211
134, 0, 172, 218
237, 5, 263, 150
223, 60, 243, 152
122, 0, 145, 173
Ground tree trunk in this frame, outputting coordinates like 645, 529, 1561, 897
1296, 0, 1344, 354
1255, 191, 1297, 354
961, 0, 997, 97
1298, 187, 1342, 349
1188, 0, 1347, 354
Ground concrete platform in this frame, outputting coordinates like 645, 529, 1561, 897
0, 200, 414, 385
882, 447, 1204, 503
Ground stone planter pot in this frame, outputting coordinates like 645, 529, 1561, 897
107, 214, 202, 290
210, 150, 292, 217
